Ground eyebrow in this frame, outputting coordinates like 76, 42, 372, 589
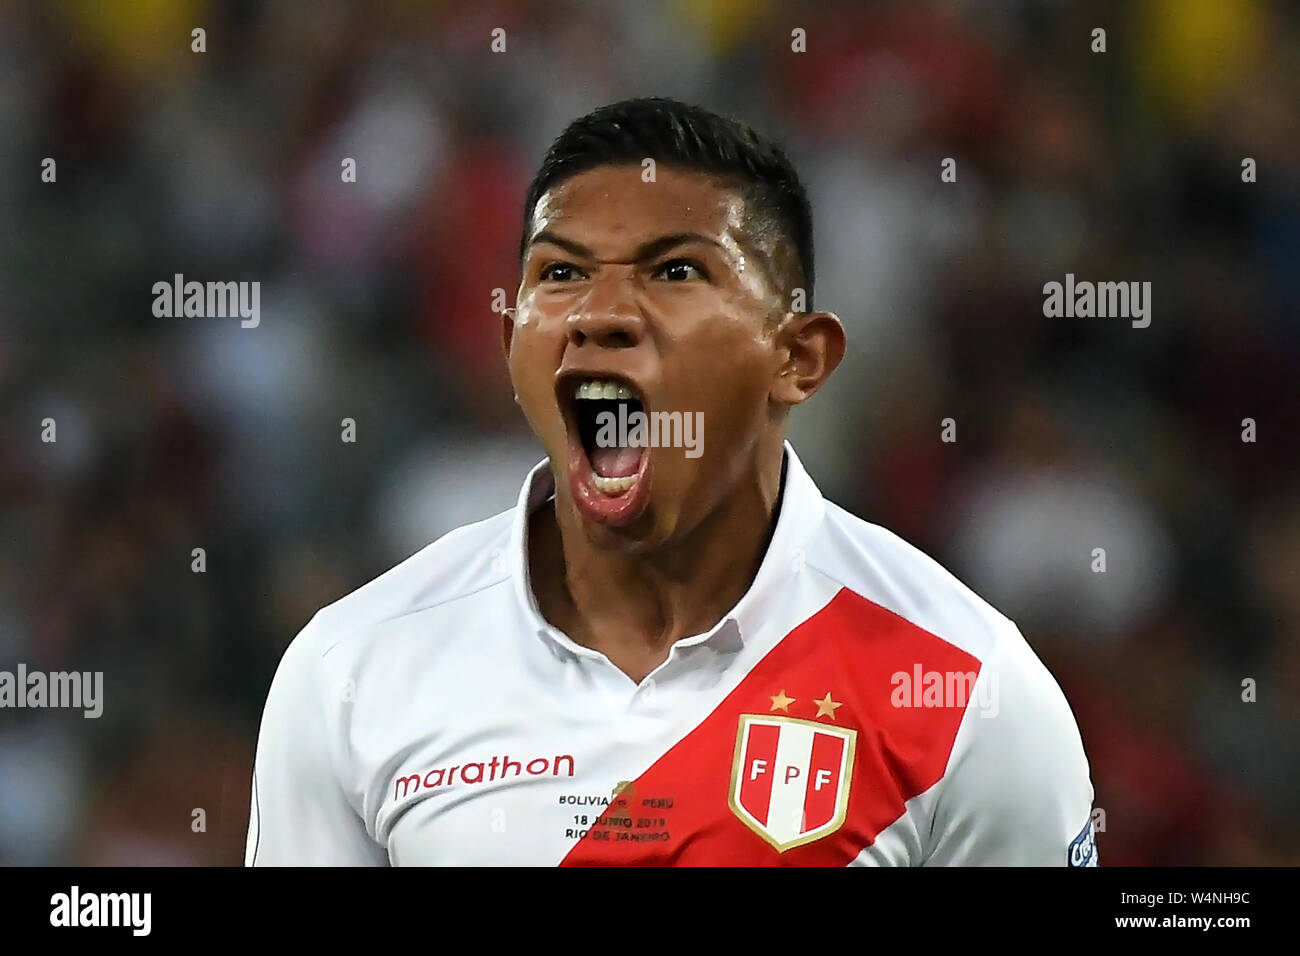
526, 230, 724, 263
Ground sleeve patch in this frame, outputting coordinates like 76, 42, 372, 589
1067, 816, 1099, 867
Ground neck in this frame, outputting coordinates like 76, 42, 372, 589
530, 436, 787, 678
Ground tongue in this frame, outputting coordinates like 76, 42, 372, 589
591, 444, 642, 478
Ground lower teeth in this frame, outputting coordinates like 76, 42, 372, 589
591, 473, 636, 495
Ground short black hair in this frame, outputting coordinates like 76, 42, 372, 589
520, 97, 815, 306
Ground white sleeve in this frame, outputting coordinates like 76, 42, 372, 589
923, 620, 1098, 866
245, 616, 389, 866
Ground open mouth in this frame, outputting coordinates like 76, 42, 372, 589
574, 379, 646, 493
559, 374, 653, 526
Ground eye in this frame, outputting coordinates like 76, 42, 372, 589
653, 258, 708, 282
539, 262, 587, 283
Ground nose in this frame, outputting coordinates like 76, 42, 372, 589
566, 271, 644, 350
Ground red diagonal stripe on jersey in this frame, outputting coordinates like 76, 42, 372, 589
560, 586, 981, 865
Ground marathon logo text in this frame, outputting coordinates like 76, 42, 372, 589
394, 753, 575, 800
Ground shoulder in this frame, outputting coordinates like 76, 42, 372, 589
804, 497, 1080, 738
801, 499, 1093, 862
804, 500, 1013, 666
272, 506, 518, 689
924, 612, 1095, 863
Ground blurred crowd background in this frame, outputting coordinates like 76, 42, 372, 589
0, 0, 1296, 865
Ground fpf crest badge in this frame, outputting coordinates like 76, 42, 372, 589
728, 713, 856, 851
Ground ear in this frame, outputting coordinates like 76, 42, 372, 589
501, 305, 516, 359
770, 311, 846, 407
501, 305, 523, 405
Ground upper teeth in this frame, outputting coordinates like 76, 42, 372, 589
575, 379, 635, 400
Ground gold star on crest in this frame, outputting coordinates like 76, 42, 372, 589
769, 689, 796, 712
813, 692, 843, 719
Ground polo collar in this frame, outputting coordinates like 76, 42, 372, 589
508, 441, 826, 658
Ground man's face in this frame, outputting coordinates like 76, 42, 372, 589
508, 163, 794, 551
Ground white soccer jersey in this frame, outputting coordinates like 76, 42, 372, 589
246, 443, 1098, 866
